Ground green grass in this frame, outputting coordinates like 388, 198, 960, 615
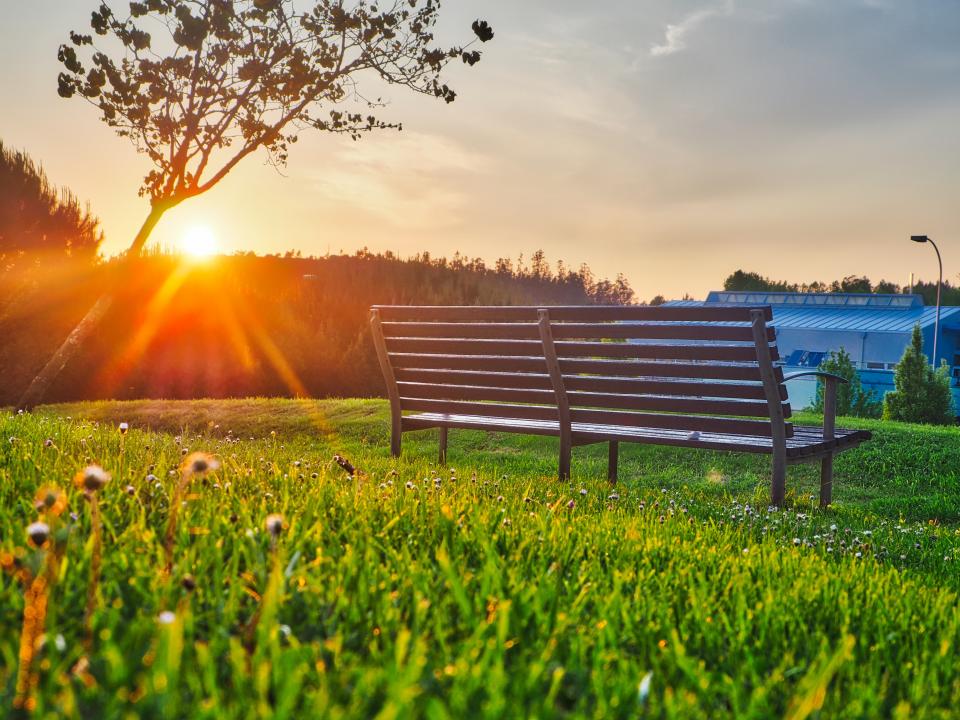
1, 399, 958, 718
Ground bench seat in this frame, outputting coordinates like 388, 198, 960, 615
404, 412, 870, 460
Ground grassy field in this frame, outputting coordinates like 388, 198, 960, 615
1, 399, 959, 718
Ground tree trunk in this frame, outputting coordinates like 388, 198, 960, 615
17, 204, 168, 410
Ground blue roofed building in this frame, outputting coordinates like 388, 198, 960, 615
668, 291, 960, 413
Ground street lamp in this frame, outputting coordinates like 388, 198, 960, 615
911, 235, 942, 370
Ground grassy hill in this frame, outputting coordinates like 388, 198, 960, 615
2, 400, 958, 717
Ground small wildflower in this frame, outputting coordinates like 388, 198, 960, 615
567, 500, 575, 509
265, 514, 285, 537
181, 575, 196, 591
181, 452, 219, 476
608, 493, 620, 501
74, 465, 110, 493
27, 521, 50, 547
43, 438, 54, 448
34, 486, 67, 516
125, 485, 135, 496
118, 422, 129, 435
792, 538, 801, 546
157, 611, 176, 625
579, 488, 588, 496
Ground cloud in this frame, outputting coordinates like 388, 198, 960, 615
305, 131, 492, 230
650, 1, 733, 57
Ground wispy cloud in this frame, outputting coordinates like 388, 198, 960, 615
650, 1, 733, 57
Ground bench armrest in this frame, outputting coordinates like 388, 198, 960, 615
783, 371, 843, 438
783, 371, 848, 384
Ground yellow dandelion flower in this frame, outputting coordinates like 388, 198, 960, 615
34, 486, 67, 517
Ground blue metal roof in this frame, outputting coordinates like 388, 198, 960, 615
667, 292, 960, 333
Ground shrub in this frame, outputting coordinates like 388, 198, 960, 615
812, 347, 882, 418
883, 325, 955, 425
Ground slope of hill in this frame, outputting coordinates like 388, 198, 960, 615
1, 400, 957, 717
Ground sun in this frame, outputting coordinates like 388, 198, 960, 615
179, 226, 218, 259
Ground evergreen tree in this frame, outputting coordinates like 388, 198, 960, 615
0, 140, 102, 267
883, 325, 955, 424
812, 347, 881, 418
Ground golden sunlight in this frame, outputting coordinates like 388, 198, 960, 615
179, 226, 218, 259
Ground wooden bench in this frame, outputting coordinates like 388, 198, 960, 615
369, 305, 871, 507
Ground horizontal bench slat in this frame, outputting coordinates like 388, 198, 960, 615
560, 359, 770, 382
564, 376, 788, 402
384, 337, 778, 362
396, 382, 786, 418
374, 305, 772, 322
401, 398, 559, 421
566, 392, 786, 418
400, 402, 786, 437
381, 321, 776, 343
390, 353, 547, 372
393, 368, 784, 400
551, 324, 774, 342
403, 414, 856, 455
569, 409, 787, 438
390, 353, 771, 382
397, 382, 557, 405
394, 368, 555, 390
382, 322, 540, 340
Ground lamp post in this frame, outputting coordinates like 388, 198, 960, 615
911, 235, 942, 370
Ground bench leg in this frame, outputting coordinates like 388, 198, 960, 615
559, 437, 572, 481
438, 427, 448, 465
607, 441, 619, 483
820, 453, 834, 508
771, 449, 786, 507
390, 427, 401, 458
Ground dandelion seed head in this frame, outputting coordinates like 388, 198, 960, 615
265, 513, 285, 537
27, 521, 50, 547
182, 452, 219, 477
118, 422, 129, 435
75, 465, 110, 493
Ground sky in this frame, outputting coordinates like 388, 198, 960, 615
2, 0, 959, 299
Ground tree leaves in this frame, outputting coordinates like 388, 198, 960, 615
472, 19, 494, 42
58, 2, 493, 204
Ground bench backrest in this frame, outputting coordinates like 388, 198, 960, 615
370, 305, 792, 439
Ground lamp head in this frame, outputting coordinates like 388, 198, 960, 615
911, 235, 930, 243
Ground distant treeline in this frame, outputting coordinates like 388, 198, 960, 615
0, 249, 634, 405
724, 269, 953, 305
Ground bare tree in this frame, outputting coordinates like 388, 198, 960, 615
19, 0, 492, 408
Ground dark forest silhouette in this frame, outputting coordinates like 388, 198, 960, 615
0, 248, 634, 405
